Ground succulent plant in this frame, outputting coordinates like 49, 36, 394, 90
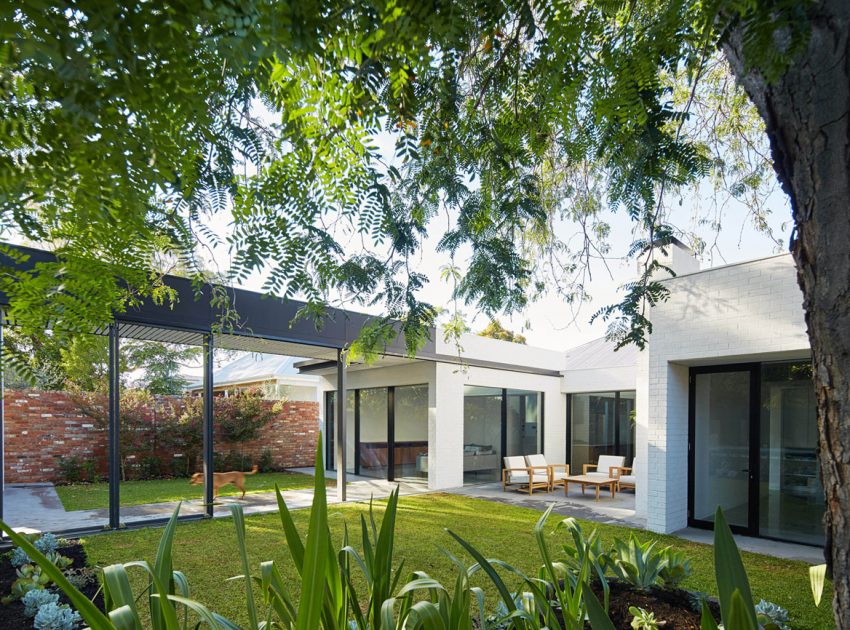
33, 602, 81, 630
23, 588, 60, 618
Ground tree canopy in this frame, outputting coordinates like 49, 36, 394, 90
1, 0, 793, 354
478, 320, 527, 344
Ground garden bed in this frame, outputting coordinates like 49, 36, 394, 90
0, 540, 102, 628
592, 580, 721, 629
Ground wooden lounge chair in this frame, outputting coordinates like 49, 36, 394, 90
502, 456, 550, 495
615, 458, 637, 492
583, 455, 626, 481
525, 454, 569, 491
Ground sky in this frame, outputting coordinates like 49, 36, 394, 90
198, 180, 792, 354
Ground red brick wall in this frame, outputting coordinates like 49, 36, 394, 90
3, 389, 319, 484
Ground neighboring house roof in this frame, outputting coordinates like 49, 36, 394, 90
186, 353, 320, 390
563, 336, 639, 371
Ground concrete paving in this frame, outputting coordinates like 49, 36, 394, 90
448, 482, 644, 527
446, 483, 824, 564
674, 526, 825, 564
4, 476, 431, 533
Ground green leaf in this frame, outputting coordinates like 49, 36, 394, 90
713, 507, 757, 629
810, 564, 827, 607
231, 505, 260, 630
295, 434, 330, 630
102, 564, 142, 629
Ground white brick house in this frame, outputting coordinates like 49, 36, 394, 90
307, 249, 821, 547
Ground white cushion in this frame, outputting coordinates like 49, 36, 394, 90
596, 455, 625, 477
630, 459, 639, 476
619, 475, 636, 485
525, 454, 547, 468
551, 470, 569, 481
510, 471, 548, 483
504, 456, 526, 470
586, 471, 610, 480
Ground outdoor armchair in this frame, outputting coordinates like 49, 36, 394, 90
614, 458, 637, 491
502, 456, 550, 495
525, 453, 569, 491
582, 455, 626, 481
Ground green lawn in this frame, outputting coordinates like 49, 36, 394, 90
55, 472, 330, 511
81, 493, 835, 629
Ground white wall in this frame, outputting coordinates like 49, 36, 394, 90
437, 333, 565, 372
562, 365, 637, 393
640, 254, 810, 533
433, 364, 566, 488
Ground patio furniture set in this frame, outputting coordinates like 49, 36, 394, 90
502, 454, 637, 501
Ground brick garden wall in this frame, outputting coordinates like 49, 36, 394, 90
3, 388, 319, 484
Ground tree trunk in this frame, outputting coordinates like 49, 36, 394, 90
723, 1, 850, 625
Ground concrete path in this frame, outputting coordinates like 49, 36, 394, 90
445, 483, 824, 564
448, 482, 643, 528
4, 477, 431, 533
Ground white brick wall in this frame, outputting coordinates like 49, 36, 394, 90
640, 254, 810, 533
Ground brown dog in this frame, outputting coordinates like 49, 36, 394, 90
190, 465, 258, 499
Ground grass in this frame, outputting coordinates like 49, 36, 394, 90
81, 493, 835, 629
55, 471, 330, 511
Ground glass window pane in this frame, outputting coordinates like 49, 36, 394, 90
393, 385, 428, 480
759, 361, 824, 545
463, 386, 502, 483
506, 389, 541, 457
693, 372, 751, 527
359, 387, 388, 479
570, 392, 617, 471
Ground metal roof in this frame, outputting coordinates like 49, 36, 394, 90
563, 336, 639, 371
186, 352, 321, 389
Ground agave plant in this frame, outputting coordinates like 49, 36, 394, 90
610, 534, 669, 590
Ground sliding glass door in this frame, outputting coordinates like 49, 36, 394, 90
324, 385, 429, 482
759, 363, 824, 545
568, 391, 635, 473
691, 369, 753, 529
689, 361, 824, 545
463, 387, 544, 484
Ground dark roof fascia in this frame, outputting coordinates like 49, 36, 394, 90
0, 243, 437, 357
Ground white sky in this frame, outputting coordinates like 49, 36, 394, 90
196, 123, 793, 354
200, 182, 791, 353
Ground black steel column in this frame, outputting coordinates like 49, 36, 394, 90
203, 334, 214, 517
108, 323, 120, 529
387, 387, 395, 481
335, 349, 347, 501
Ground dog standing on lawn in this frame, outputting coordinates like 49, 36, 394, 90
190, 465, 258, 500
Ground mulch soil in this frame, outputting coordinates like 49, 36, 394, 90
0, 541, 103, 629
592, 580, 722, 629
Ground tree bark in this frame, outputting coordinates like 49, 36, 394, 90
723, 1, 850, 625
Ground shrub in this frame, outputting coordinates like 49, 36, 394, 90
138, 455, 162, 480
33, 601, 81, 630
23, 589, 59, 618
258, 448, 274, 472
58, 457, 83, 484
80, 459, 99, 483
35, 533, 60, 556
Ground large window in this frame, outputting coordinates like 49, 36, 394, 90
393, 385, 429, 480
463, 386, 544, 484
689, 360, 823, 546
759, 362, 823, 545
568, 391, 635, 473
324, 384, 429, 482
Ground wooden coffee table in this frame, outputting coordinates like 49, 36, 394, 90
562, 474, 617, 501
